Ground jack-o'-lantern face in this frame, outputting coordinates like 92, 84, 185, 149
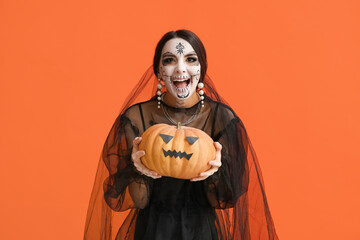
160, 133, 198, 160
138, 123, 216, 179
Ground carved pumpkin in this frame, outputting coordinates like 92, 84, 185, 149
138, 123, 216, 179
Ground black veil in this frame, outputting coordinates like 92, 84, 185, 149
83, 65, 279, 239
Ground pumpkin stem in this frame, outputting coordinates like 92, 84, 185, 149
177, 122, 181, 129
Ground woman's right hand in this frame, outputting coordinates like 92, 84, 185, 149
132, 137, 162, 179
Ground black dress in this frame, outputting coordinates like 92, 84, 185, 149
113, 96, 232, 239
84, 69, 278, 240
134, 177, 218, 240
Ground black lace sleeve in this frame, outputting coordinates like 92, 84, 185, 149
84, 108, 154, 239
103, 113, 154, 211
202, 104, 278, 239
203, 116, 248, 209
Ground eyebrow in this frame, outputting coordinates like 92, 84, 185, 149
185, 51, 197, 56
162, 51, 197, 57
163, 52, 175, 57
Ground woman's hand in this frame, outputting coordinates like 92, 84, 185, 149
132, 137, 162, 179
190, 142, 222, 182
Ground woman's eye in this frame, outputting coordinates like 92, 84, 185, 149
163, 58, 174, 64
187, 57, 198, 63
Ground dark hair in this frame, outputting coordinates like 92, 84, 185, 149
153, 29, 207, 82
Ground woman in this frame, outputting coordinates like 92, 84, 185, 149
84, 30, 278, 240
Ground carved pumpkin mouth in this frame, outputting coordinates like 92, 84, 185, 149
162, 148, 193, 161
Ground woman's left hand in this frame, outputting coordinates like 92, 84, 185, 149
190, 142, 222, 182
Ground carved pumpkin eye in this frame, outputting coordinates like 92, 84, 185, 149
160, 134, 173, 144
186, 136, 199, 145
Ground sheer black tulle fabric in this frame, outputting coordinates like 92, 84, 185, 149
84, 66, 279, 240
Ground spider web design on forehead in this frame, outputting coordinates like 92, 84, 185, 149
176, 42, 185, 55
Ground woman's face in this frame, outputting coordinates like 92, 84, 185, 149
158, 38, 201, 100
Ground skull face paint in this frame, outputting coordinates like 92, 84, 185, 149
158, 38, 201, 100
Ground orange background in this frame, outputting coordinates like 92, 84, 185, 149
1, 0, 359, 239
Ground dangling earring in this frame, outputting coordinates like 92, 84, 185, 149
198, 82, 204, 107
157, 77, 163, 108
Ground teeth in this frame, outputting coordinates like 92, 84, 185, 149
172, 80, 190, 92
172, 76, 190, 82
174, 85, 190, 92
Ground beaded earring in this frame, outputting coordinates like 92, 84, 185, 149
198, 82, 204, 107
157, 77, 163, 108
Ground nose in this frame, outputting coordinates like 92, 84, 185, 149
175, 60, 186, 74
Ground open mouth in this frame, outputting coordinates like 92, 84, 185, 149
172, 78, 191, 89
